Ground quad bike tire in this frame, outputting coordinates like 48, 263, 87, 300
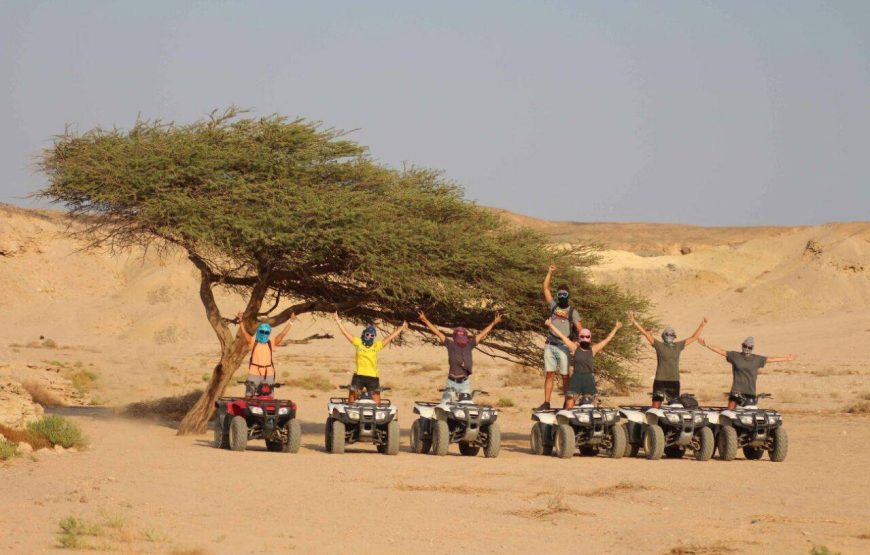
530, 423, 553, 456
458, 442, 480, 456
483, 422, 501, 458
229, 416, 248, 452
324, 417, 333, 452
329, 419, 346, 454
743, 446, 764, 460
664, 445, 686, 459
716, 425, 738, 461
644, 424, 665, 460
431, 419, 450, 456
694, 426, 715, 461
555, 423, 575, 459
605, 423, 626, 459
213, 411, 230, 449
382, 420, 400, 456
283, 419, 302, 453
410, 419, 432, 454
769, 427, 788, 462
622, 424, 640, 458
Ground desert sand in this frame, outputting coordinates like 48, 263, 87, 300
1, 203, 869, 554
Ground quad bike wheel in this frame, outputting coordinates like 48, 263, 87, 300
329, 419, 346, 454
410, 419, 431, 454
283, 419, 302, 453
769, 427, 788, 462
213, 411, 229, 449
483, 422, 501, 458
458, 442, 480, 456
324, 417, 333, 452
743, 446, 764, 460
664, 445, 685, 459
605, 423, 626, 459
431, 419, 450, 456
694, 427, 715, 461
229, 416, 248, 452
555, 423, 575, 459
716, 425, 738, 461
644, 424, 665, 460
382, 420, 400, 456
622, 424, 640, 458
530, 422, 553, 456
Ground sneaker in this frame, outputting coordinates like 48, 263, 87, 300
535, 402, 551, 411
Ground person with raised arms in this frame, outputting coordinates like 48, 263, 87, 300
545, 319, 622, 409
236, 311, 298, 396
334, 312, 407, 404
539, 264, 584, 410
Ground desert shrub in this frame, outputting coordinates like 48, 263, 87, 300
845, 401, 870, 414
68, 369, 98, 395
501, 364, 539, 388
27, 415, 87, 449
285, 374, 332, 392
496, 398, 515, 408
0, 423, 31, 444
57, 516, 101, 549
810, 546, 841, 555
0, 438, 18, 460
21, 380, 63, 406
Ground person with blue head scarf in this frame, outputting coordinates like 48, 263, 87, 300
334, 312, 408, 403
237, 310, 299, 396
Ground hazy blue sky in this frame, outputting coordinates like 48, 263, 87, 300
1, 1, 868, 225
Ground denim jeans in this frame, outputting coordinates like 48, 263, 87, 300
442, 377, 471, 402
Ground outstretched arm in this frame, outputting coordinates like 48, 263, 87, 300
766, 354, 797, 363
683, 316, 708, 346
382, 321, 408, 347
418, 311, 447, 343
543, 264, 556, 305
592, 321, 622, 355
273, 313, 298, 345
333, 312, 355, 344
475, 312, 503, 344
236, 311, 255, 347
545, 319, 577, 352
627, 311, 654, 346
697, 337, 727, 357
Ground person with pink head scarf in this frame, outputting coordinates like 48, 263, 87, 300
545, 319, 622, 409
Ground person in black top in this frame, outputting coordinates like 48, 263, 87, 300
545, 319, 622, 409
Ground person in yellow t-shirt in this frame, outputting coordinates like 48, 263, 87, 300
333, 312, 407, 403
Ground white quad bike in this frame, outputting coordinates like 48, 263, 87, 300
410, 389, 501, 457
325, 385, 400, 455
530, 396, 625, 459
702, 393, 788, 462
619, 393, 715, 461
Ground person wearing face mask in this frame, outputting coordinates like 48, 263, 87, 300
697, 336, 797, 409
628, 312, 708, 408
334, 312, 408, 404
417, 310, 503, 402
539, 264, 584, 410
545, 319, 622, 408
236, 311, 298, 396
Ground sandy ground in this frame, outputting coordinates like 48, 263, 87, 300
1, 204, 869, 554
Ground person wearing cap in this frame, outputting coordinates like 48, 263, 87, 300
697, 336, 797, 408
334, 312, 408, 404
628, 311, 708, 408
236, 310, 298, 396
539, 265, 585, 410
417, 310, 503, 402
545, 319, 622, 408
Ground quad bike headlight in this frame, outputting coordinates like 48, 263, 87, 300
578, 413, 590, 423
693, 414, 704, 424
250, 406, 264, 415
454, 409, 466, 419
739, 415, 754, 425
375, 411, 386, 421
666, 413, 680, 424
479, 410, 490, 420
347, 409, 360, 420
278, 407, 289, 415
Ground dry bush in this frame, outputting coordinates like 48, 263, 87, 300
581, 481, 655, 497
511, 489, 592, 520
501, 364, 539, 388
285, 374, 332, 391
0, 423, 32, 444
394, 483, 496, 494
27, 416, 87, 449
169, 549, 211, 555
0, 438, 18, 461
121, 390, 203, 421
405, 363, 442, 375
844, 401, 870, 414
42, 338, 59, 349
667, 544, 736, 555
497, 398, 515, 408
21, 380, 64, 406
67, 369, 98, 395
859, 392, 870, 401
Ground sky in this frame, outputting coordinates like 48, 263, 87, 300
1, 1, 868, 226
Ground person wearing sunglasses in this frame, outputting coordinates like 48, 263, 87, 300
627, 311, 707, 408
539, 264, 584, 410
236, 311, 298, 396
334, 312, 408, 404
697, 336, 796, 409
417, 310, 503, 402
544, 319, 622, 408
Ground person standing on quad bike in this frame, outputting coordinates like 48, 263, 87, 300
334, 312, 408, 404
417, 310, 503, 402
237, 311, 298, 396
539, 264, 585, 411
545, 319, 622, 409
697, 336, 797, 409
627, 311, 708, 408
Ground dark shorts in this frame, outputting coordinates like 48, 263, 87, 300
729, 392, 757, 406
566, 372, 597, 396
652, 380, 680, 401
351, 374, 380, 392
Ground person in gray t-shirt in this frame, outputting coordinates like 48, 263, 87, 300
539, 264, 584, 411
628, 311, 707, 408
698, 336, 797, 409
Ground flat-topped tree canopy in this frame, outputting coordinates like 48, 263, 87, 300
39, 107, 653, 433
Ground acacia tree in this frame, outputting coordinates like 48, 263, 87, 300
39, 108, 653, 434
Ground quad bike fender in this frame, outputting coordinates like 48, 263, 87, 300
414, 405, 436, 419
555, 412, 574, 426
224, 400, 249, 417
434, 406, 451, 421
703, 410, 721, 425
645, 409, 665, 426
532, 411, 557, 426
619, 408, 645, 424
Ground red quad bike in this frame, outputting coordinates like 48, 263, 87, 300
214, 381, 302, 453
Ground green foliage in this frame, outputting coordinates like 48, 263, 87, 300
26, 415, 88, 449
810, 546, 841, 555
496, 398, 515, 408
57, 516, 102, 549
0, 438, 18, 461
39, 108, 654, 387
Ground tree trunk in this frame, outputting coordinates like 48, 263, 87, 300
177, 335, 250, 434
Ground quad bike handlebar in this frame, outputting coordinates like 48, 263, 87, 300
437, 388, 489, 395
237, 380, 284, 387
337, 384, 392, 393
